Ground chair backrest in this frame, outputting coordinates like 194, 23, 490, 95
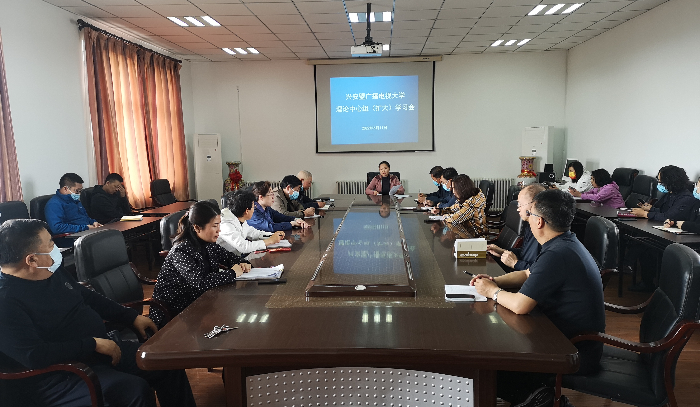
624, 174, 658, 208
222, 191, 235, 209
639, 243, 700, 399
0, 201, 29, 224
74, 229, 144, 313
150, 179, 177, 206
367, 172, 400, 184
611, 168, 639, 200
495, 201, 523, 250
506, 185, 522, 204
29, 195, 53, 221
478, 180, 495, 213
160, 209, 188, 252
583, 216, 619, 271
80, 187, 97, 218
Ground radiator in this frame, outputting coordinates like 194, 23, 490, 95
472, 178, 515, 212
336, 180, 410, 195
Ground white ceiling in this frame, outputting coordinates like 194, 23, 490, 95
43, 0, 669, 62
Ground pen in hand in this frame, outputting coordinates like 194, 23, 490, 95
462, 270, 474, 277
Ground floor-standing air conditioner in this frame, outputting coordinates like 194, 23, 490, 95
194, 133, 222, 202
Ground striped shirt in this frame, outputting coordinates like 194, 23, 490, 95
443, 191, 487, 235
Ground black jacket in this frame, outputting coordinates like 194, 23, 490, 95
90, 185, 132, 224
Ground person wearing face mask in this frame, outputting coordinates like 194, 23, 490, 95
0, 219, 196, 407
218, 190, 286, 256
296, 170, 325, 210
664, 179, 700, 234
418, 166, 448, 206
557, 161, 592, 193
272, 175, 315, 218
150, 201, 251, 327
44, 173, 101, 240
429, 167, 458, 213
365, 161, 404, 196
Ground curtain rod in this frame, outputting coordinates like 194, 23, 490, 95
77, 19, 182, 64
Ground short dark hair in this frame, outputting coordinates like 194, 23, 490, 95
173, 201, 221, 251
104, 173, 124, 184
531, 189, 575, 233
252, 181, 272, 199
228, 191, 256, 217
0, 219, 51, 265
658, 165, 689, 194
280, 175, 302, 189
590, 169, 612, 187
452, 175, 479, 202
442, 167, 458, 181
429, 166, 443, 178
59, 173, 84, 188
567, 161, 584, 180
379, 161, 390, 169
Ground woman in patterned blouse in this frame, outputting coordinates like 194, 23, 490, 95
442, 175, 487, 235
150, 201, 251, 327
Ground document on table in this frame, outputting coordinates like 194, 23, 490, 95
394, 194, 410, 199
120, 215, 143, 221
305, 214, 321, 219
419, 206, 434, 211
400, 207, 417, 210
444, 285, 487, 302
236, 264, 284, 280
652, 226, 694, 235
267, 240, 292, 248
428, 215, 445, 221
318, 205, 331, 210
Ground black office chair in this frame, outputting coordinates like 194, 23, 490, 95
612, 168, 639, 200
366, 172, 400, 184
150, 179, 196, 207
29, 194, 52, 221
80, 186, 97, 219
478, 180, 495, 214
624, 174, 658, 208
485, 201, 523, 250
555, 243, 700, 407
221, 191, 235, 209
0, 201, 29, 224
583, 216, 619, 289
74, 229, 168, 322
159, 209, 187, 256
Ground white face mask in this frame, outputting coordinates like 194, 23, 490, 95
34, 244, 63, 273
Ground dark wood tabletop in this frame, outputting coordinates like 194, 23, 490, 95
137, 195, 578, 407
67, 216, 162, 238
614, 218, 700, 246
574, 202, 621, 219
140, 201, 195, 216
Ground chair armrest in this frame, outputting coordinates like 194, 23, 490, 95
604, 296, 652, 314
78, 281, 96, 291
0, 362, 104, 407
52, 233, 71, 239
570, 320, 700, 354
159, 251, 169, 258
129, 262, 156, 285
122, 298, 172, 323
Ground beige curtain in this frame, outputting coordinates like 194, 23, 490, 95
83, 27, 188, 208
0, 29, 23, 203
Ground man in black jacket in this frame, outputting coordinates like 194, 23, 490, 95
90, 173, 133, 224
0, 219, 196, 407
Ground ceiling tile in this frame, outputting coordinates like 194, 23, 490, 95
123, 17, 176, 27
474, 16, 522, 27
204, 35, 246, 46
147, 5, 204, 16
246, 3, 300, 15
183, 26, 231, 35
392, 28, 432, 38
268, 24, 312, 33
137, 0, 193, 4
559, 12, 611, 24
236, 33, 279, 42
61, 6, 115, 18
308, 14, 352, 24
621, 0, 668, 11
547, 21, 596, 32
437, 8, 487, 19
100, 5, 161, 17
43, 0, 90, 6
461, 33, 501, 42
394, 0, 444, 11
395, 10, 439, 20
159, 34, 206, 43
276, 32, 317, 41
226, 25, 272, 34
216, 16, 263, 25
286, 45, 323, 52
587, 19, 625, 30
308, 23, 350, 32
521, 14, 567, 24
282, 40, 321, 47
581, 1, 635, 13
482, 6, 533, 18
245, 40, 287, 48
314, 31, 353, 40
442, 0, 493, 9
294, 2, 345, 14
507, 24, 551, 34
469, 25, 509, 35
259, 14, 306, 25
197, 4, 252, 16
84, 0, 139, 5
608, 10, 647, 20
392, 20, 436, 30
432, 19, 478, 29
429, 27, 471, 37
142, 25, 190, 35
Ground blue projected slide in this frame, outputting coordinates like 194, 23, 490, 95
330, 76, 419, 145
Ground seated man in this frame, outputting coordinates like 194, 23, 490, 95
436, 167, 458, 209
297, 170, 325, 210
418, 166, 447, 206
248, 181, 309, 232
0, 219, 196, 407
272, 175, 315, 218
90, 173, 133, 224
45, 173, 100, 236
218, 190, 286, 256
487, 184, 546, 271
472, 189, 605, 406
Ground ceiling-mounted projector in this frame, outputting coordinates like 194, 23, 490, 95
351, 3, 383, 57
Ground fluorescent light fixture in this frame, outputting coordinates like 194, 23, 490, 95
562, 3, 583, 14
234, 47, 247, 54
349, 13, 359, 23
184, 16, 204, 27
382, 44, 389, 51
222, 48, 236, 55
201, 16, 221, 26
383, 11, 392, 21
247, 47, 259, 54
517, 39, 531, 46
505, 40, 517, 46
491, 40, 504, 47
167, 17, 188, 27
528, 5, 547, 15
369, 12, 375, 23
545, 4, 566, 15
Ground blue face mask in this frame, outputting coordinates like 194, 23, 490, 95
35, 244, 63, 273
657, 183, 668, 194
694, 189, 700, 200
442, 183, 450, 191
433, 180, 440, 187
300, 185, 304, 192
290, 190, 300, 200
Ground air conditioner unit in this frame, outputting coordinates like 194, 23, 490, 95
194, 133, 222, 202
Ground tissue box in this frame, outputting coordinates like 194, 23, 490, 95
454, 238, 487, 259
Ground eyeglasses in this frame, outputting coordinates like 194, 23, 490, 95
526, 210, 546, 223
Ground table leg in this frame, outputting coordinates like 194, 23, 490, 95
476, 369, 497, 407
223, 366, 246, 407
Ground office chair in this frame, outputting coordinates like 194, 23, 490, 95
485, 201, 523, 251
0, 200, 29, 224
29, 194, 52, 221
583, 216, 619, 289
80, 186, 96, 219
611, 168, 639, 200
366, 172, 400, 184
478, 180, 495, 214
624, 174, 658, 208
150, 179, 195, 207
555, 243, 700, 407
159, 209, 187, 256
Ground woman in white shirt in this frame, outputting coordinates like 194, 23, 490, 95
218, 190, 286, 256
558, 160, 592, 193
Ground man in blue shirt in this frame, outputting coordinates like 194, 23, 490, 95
0, 219, 196, 407
418, 166, 448, 206
44, 173, 101, 237
436, 167, 458, 209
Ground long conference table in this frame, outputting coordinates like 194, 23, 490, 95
137, 194, 579, 407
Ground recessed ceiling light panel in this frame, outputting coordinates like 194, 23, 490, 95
528, 5, 547, 15
545, 4, 566, 15
167, 17, 188, 27
184, 17, 205, 27
247, 48, 259, 54
491, 40, 504, 47
201, 16, 221, 26
222, 48, 235, 55
234, 48, 247, 54
562, 3, 583, 14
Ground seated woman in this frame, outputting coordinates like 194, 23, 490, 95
441, 174, 487, 235
366, 161, 404, 196
247, 181, 309, 232
218, 190, 286, 256
150, 201, 251, 327
558, 160, 592, 193
570, 168, 625, 208
664, 179, 700, 234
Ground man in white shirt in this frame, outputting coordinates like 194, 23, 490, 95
218, 190, 286, 256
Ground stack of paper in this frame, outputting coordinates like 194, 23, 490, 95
428, 215, 444, 221
444, 285, 487, 302
394, 194, 410, 199
236, 264, 284, 280
400, 207, 417, 210
120, 215, 143, 221
267, 240, 292, 249
652, 226, 693, 235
